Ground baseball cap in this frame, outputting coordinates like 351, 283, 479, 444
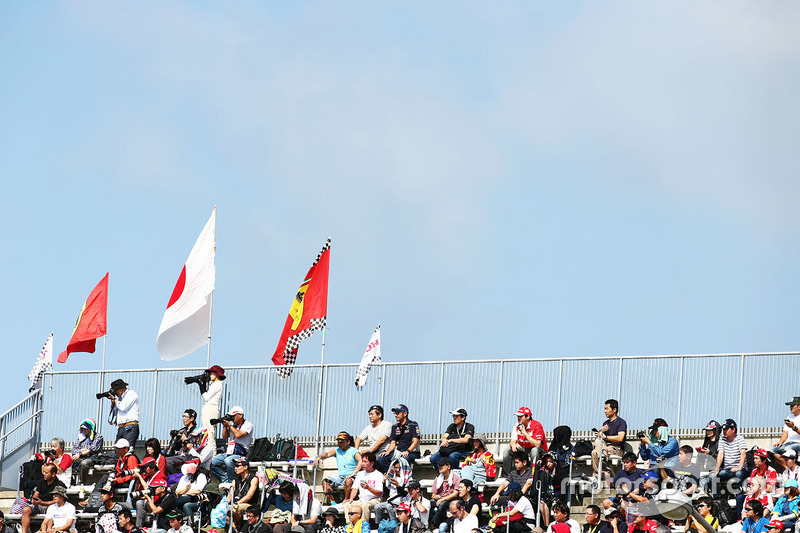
396, 503, 412, 513
181, 463, 198, 475
228, 406, 244, 416
114, 438, 130, 449
768, 520, 784, 530
166, 510, 183, 520
784, 449, 797, 459
648, 418, 668, 431
391, 404, 409, 413
786, 479, 799, 488
515, 406, 532, 417
786, 397, 800, 406
642, 470, 659, 481
504, 482, 522, 494
99, 485, 114, 494
368, 405, 384, 415
704, 420, 720, 431
150, 477, 168, 487
437, 457, 451, 468
140, 456, 156, 467
450, 408, 468, 417
407, 481, 421, 490
721, 418, 737, 430
233, 457, 249, 467
754, 448, 768, 459
604, 508, 619, 517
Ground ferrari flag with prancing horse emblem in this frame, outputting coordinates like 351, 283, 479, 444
58, 273, 109, 363
272, 238, 330, 378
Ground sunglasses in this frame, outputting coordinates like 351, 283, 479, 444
696, 504, 708, 509
745, 508, 754, 512
348, 512, 361, 516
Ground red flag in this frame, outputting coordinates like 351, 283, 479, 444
58, 273, 109, 363
272, 239, 330, 377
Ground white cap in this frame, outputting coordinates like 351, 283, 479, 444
228, 405, 244, 416
114, 438, 130, 448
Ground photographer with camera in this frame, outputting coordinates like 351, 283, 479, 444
98, 379, 140, 445
132, 457, 168, 527
165, 410, 202, 475
43, 438, 73, 488
210, 406, 253, 483
142, 477, 177, 533
185, 365, 226, 452
110, 439, 140, 489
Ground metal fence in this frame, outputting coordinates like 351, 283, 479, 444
31, 351, 800, 455
0, 390, 43, 488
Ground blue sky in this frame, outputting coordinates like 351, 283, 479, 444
1, 1, 799, 412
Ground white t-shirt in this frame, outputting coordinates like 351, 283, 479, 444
785, 414, 800, 444
293, 497, 323, 520
46, 501, 76, 531
453, 513, 478, 533
177, 473, 208, 494
202, 380, 223, 409
401, 496, 430, 526
358, 421, 392, 453
354, 469, 383, 501
512, 496, 535, 521
226, 420, 254, 454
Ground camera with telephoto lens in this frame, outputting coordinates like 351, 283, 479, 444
130, 488, 152, 499
95, 389, 115, 400
210, 413, 234, 425
43, 449, 56, 458
118, 468, 139, 477
184, 370, 210, 387
636, 431, 646, 439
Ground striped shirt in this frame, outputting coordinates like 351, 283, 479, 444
719, 435, 746, 470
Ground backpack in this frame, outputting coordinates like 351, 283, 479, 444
266, 436, 295, 461
84, 474, 110, 512
378, 519, 399, 533
573, 440, 593, 457
745, 447, 778, 474
247, 438, 273, 462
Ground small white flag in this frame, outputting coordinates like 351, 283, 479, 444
28, 332, 53, 392
355, 324, 381, 389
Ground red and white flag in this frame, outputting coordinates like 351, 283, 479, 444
157, 208, 216, 361
355, 324, 381, 389
28, 332, 53, 392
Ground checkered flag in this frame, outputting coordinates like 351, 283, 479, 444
28, 332, 53, 392
355, 324, 381, 389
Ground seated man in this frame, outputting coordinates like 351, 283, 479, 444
355, 405, 393, 458
45, 438, 73, 488
405, 481, 430, 527
141, 477, 177, 533
663, 445, 700, 496
394, 502, 426, 533
603, 453, 642, 510
314, 431, 362, 504
738, 448, 777, 515
262, 481, 295, 515
772, 397, 800, 470
583, 505, 613, 533
211, 406, 253, 482
449, 500, 478, 533
117, 508, 144, 533
229, 458, 260, 530
623, 471, 659, 519
343, 452, 384, 525
241, 506, 270, 533
637, 419, 678, 469
110, 439, 140, 490
684, 497, 718, 533
40, 486, 75, 533
185, 426, 213, 472
490, 451, 533, 507
700, 419, 747, 499
429, 408, 475, 470
502, 407, 548, 475
95, 485, 125, 533
21, 465, 66, 533
164, 409, 198, 475
165, 510, 193, 533
378, 405, 421, 472
288, 483, 323, 533
133, 457, 168, 528
70, 419, 104, 485
546, 502, 580, 533
374, 457, 414, 524
624, 509, 657, 533
430, 458, 462, 530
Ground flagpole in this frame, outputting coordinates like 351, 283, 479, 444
96, 335, 107, 433
206, 291, 213, 368
314, 327, 326, 456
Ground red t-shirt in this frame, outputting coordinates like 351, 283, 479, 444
628, 519, 659, 533
514, 420, 549, 451
47, 453, 73, 471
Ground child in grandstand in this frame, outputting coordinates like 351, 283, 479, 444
684, 497, 719, 533
95, 486, 125, 533
459, 434, 495, 485
769, 479, 800, 530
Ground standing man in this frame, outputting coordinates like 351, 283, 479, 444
592, 399, 627, 479
200, 365, 225, 451
503, 407, 548, 475
429, 408, 475, 470
108, 379, 140, 445
355, 405, 393, 459
378, 405, 421, 472
773, 397, 800, 470
211, 406, 253, 482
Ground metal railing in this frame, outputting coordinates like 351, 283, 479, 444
0, 389, 43, 488
29, 351, 800, 457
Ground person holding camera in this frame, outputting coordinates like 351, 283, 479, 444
133, 457, 168, 527
210, 406, 253, 483
110, 439, 140, 489
102, 379, 140, 445
165, 409, 198, 470
203, 365, 225, 450
229, 457, 260, 530
142, 477, 177, 533
44, 438, 73, 488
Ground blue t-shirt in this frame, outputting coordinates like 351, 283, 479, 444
336, 446, 359, 477
741, 516, 769, 533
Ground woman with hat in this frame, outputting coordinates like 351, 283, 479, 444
460, 434, 495, 485
201, 365, 226, 451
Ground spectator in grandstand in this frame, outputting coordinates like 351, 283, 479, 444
262, 481, 296, 515
772, 397, 800, 470
343, 452, 383, 525
460, 434, 496, 485
109, 379, 140, 445
394, 502, 426, 533
174, 462, 208, 518
40, 486, 75, 533
0, 511, 15, 533
770, 479, 800, 530
503, 406, 548, 475
457, 480, 481, 517
684, 496, 718, 533
185, 426, 213, 472
449, 500, 479, 533
229, 457, 260, 530
21, 464, 65, 533
604, 508, 622, 533
242, 506, 270, 533
117, 508, 143, 533
663, 445, 699, 496
314, 431, 362, 504
583, 505, 612, 533
166, 510, 192, 533
355, 405, 393, 459
783, 449, 800, 484
133, 456, 168, 527
764, 520, 785, 533
429, 408, 475, 470
490, 451, 533, 506
345, 506, 369, 533
603, 453, 643, 511
623, 471, 659, 519
201, 365, 226, 451
287, 486, 323, 533
747, 449, 778, 495
96, 485, 125, 533
144, 438, 166, 474
211, 405, 253, 482
45, 438, 73, 488
142, 477, 177, 533
638, 418, 678, 469
697, 421, 721, 471
378, 405, 421, 472
742, 477, 771, 519
592, 399, 627, 479
320, 508, 345, 533
700, 419, 747, 498
430, 457, 463, 530
742, 500, 770, 533
625, 508, 658, 533
165, 409, 198, 474
546, 501, 580, 533
405, 481, 431, 526
70, 419, 104, 485
373, 456, 413, 524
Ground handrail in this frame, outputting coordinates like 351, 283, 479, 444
0, 390, 40, 420
0, 409, 44, 442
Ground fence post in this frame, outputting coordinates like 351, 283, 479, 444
263, 371, 272, 437
436, 363, 445, 433
556, 359, 564, 426
319, 366, 329, 446
380, 364, 387, 409
151, 369, 159, 439
738, 354, 745, 424
0, 414, 6, 474
494, 361, 505, 457
617, 358, 623, 406
675, 357, 684, 436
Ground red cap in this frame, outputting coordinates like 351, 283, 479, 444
149, 477, 167, 487
396, 503, 411, 513
754, 448, 768, 459
515, 407, 532, 417
767, 520, 784, 530
140, 457, 156, 467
